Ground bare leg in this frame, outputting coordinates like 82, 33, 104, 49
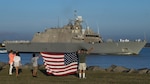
15, 67, 19, 77
33, 67, 37, 77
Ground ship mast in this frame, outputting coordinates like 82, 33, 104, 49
73, 10, 82, 31
74, 10, 77, 18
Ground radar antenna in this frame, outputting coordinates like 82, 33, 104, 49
74, 10, 77, 18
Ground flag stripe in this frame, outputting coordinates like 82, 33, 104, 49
42, 54, 64, 58
41, 52, 78, 76
44, 62, 78, 69
47, 69, 77, 76
44, 61, 64, 65
49, 66, 77, 72
43, 56, 64, 61
47, 68, 77, 76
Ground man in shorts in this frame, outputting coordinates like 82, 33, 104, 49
77, 47, 93, 79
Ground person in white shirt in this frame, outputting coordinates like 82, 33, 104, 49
14, 52, 21, 77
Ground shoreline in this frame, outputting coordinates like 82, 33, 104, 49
0, 61, 150, 74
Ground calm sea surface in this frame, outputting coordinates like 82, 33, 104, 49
0, 48, 149, 69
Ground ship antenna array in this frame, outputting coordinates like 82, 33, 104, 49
144, 32, 147, 41
74, 10, 77, 18
97, 23, 100, 34
58, 16, 60, 28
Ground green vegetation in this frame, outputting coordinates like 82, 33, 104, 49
0, 65, 150, 84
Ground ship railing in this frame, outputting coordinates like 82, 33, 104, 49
3, 40, 30, 43
119, 39, 144, 42
119, 39, 130, 42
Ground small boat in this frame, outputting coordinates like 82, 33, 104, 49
0, 48, 7, 53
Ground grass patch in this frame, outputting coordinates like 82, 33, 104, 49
0, 66, 150, 84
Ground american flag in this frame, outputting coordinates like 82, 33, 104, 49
41, 52, 78, 76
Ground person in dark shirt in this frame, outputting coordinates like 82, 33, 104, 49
77, 47, 93, 79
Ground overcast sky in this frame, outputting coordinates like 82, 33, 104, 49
0, 0, 150, 42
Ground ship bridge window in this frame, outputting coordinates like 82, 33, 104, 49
85, 35, 99, 37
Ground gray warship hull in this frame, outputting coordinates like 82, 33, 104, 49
3, 13, 147, 55
4, 41, 146, 55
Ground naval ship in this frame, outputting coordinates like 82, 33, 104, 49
3, 14, 146, 55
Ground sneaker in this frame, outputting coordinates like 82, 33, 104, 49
33, 75, 37, 77
9, 73, 12, 76
83, 77, 86, 79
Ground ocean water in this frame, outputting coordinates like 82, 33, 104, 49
0, 48, 149, 69
86, 48, 150, 69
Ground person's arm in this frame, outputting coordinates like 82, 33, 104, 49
37, 53, 41, 58
87, 47, 94, 54
77, 50, 81, 54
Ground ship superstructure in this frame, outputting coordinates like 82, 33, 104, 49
32, 16, 102, 43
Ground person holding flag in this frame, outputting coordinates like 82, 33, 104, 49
77, 47, 93, 79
